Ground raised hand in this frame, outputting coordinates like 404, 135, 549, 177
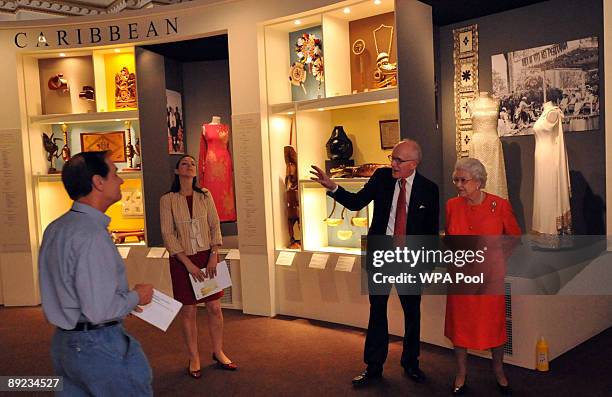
310, 165, 337, 191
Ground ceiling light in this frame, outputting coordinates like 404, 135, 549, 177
374, 0, 382, 5
379, 100, 387, 104
343, 7, 351, 14
59, 53, 66, 57
317, 108, 324, 111
287, 111, 295, 115
294, 19, 302, 25
114, 48, 121, 53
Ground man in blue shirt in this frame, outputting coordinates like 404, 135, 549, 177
39, 151, 154, 396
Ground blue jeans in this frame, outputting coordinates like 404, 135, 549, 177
51, 324, 153, 396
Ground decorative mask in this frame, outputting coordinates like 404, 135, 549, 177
48, 74, 68, 91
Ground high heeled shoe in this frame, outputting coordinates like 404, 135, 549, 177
212, 353, 238, 371
187, 361, 202, 379
452, 384, 467, 395
452, 377, 467, 395
497, 381, 511, 395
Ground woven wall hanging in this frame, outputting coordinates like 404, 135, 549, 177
453, 24, 479, 158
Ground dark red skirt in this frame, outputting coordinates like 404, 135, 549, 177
169, 249, 224, 305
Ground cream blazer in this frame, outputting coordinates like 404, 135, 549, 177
160, 190, 223, 256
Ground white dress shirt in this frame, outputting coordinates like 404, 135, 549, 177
386, 172, 415, 235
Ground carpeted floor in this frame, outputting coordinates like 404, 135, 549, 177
0, 306, 610, 396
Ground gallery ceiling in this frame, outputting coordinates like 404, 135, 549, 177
421, 0, 550, 25
0, 0, 193, 17
2, 0, 551, 24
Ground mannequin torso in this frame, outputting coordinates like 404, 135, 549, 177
199, 117, 236, 221
471, 92, 499, 136
468, 92, 508, 198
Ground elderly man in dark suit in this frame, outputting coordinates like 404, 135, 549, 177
311, 139, 439, 386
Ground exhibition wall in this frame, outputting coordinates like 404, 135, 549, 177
439, 0, 605, 233
396, 0, 439, 187
135, 47, 177, 247
182, 58, 237, 236
143, 40, 237, 240
182, 60, 232, 167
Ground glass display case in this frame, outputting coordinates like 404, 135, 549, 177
263, 0, 399, 254
22, 47, 145, 245
300, 178, 373, 254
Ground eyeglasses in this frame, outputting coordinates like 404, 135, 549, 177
388, 155, 417, 164
452, 177, 473, 185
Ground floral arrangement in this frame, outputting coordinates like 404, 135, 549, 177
289, 33, 324, 94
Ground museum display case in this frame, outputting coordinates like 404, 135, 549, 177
299, 178, 372, 253
22, 47, 145, 245
263, 0, 399, 253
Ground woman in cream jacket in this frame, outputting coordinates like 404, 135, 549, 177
160, 155, 237, 379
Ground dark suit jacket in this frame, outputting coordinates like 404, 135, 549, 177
328, 168, 439, 236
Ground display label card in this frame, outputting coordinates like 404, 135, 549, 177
309, 253, 329, 269
276, 251, 296, 266
335, 256, 356, 272
146, 247, 166, 258
225, 249, 240, 260
117, 246, 131, 259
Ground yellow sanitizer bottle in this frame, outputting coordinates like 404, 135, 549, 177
536, 336, 550, 371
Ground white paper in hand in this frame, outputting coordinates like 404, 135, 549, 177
190, 260, 232, 301
131, 289, 182, 332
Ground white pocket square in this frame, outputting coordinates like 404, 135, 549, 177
419, 205, 426, 209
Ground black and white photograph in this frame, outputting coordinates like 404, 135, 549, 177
165, 89, 185, 154
492, 36, 599, 136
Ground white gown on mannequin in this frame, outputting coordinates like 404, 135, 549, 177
469, 92, 508, 199
532, 101, 572, 247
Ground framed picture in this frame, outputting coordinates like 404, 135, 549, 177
80, 131, 126, 162
492, 36, 599, 136
120, 188, 144, 217
166, 89, 185, 154
379, 119, 400, 149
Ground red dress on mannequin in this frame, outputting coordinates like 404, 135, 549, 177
444, 193, 521, 350
199, 123, 237, 222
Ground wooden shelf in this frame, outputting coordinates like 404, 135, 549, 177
30, 110, 139, 125
269, 87, 398, 115
300, 177, 370, 187
34, 170, 142, 182
302, 247, 362, 255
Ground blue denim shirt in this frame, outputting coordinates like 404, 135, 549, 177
39, 201, 139, 329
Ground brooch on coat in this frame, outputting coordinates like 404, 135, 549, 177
491, 200, 497, 213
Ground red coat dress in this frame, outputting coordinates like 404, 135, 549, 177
444, 193, 521, 350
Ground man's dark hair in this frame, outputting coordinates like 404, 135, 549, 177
62, 151, 110, 200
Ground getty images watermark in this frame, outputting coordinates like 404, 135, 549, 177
371, 245, 488, 285
362, 234, 611, 296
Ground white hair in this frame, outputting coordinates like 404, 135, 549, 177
396, 138, 422, 162
454, 157, 487, 188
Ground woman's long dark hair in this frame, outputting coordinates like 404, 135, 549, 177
168, 155, 205, 194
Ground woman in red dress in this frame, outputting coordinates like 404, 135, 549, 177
160, 155, 237, 379
445, 158, 520, 395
